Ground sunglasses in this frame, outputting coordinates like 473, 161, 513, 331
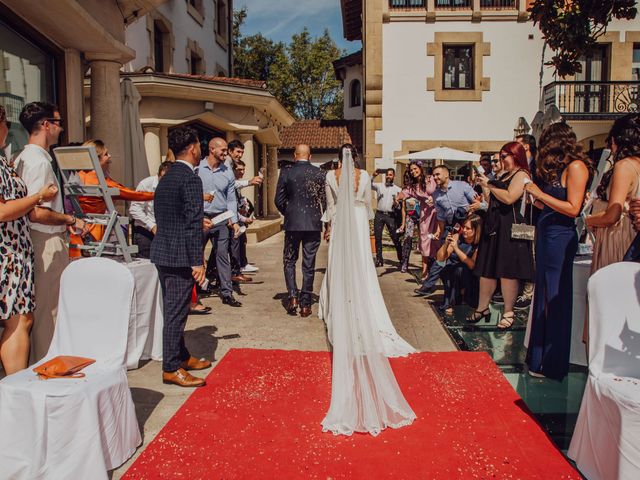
490, 159, 500, 164
500, 152, 510, 160
46, 118, 63, 125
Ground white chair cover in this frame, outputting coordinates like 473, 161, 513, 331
568, 262, 640, 480
0, 258, 142, 479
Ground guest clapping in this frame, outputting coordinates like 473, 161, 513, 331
586, 113, 640, 272
524, 123, 591, 380
0, 105, 58, 374
471, 142, 534, 329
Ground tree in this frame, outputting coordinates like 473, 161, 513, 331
233, 10, 344, 119
529, 0, 637, 77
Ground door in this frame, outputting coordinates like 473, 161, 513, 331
574, 45, 609, 113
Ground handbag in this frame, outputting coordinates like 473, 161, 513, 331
511, 192, 536, 241
33, 355, 95, 380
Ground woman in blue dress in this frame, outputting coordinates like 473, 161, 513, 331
523, 123, 591, 380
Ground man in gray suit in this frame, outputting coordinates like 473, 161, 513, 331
275, 144, 326, 317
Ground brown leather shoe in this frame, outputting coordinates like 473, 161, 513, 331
162, 368, 205, 387
180, 356, 212, 371
300, 306, 312, 317
286, 296, 298, 315
232, 274, 253, 283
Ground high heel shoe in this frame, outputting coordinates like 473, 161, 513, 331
497, 312, 515, 330
466, 308, 490, 324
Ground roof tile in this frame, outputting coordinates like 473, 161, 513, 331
280, 119, 363, 151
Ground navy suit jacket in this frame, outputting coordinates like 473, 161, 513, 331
275, 160, 326, 231
151, 161, 204, 268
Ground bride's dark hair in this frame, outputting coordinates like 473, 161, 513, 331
338, 143, 360, 169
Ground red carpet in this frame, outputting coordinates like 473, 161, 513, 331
123, 349, 580, 479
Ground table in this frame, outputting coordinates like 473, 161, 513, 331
123, 259, 163, 369
570, 256, 591, 366
524, 255, 590, 367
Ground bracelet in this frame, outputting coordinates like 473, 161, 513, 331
36, 194, 44, 206
67, 216, 77, 227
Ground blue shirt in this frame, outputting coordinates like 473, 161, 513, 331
196, 158, 238, 223
433, 180, 477, 225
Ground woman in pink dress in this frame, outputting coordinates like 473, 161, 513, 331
400, 161, 438, 279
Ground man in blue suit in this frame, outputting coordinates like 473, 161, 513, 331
151, 126, 210, 387
275, 144, 326, 317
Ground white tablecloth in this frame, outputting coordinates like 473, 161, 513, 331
570, 256, 591, 366
124, 259, 163, 369
524, 255, 590, 367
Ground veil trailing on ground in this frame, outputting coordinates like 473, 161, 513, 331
321, 149, 416, 436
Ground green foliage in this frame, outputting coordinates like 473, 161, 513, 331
233, 10, 345, 120
529, 0, 637, 77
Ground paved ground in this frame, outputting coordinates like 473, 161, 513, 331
113, 232, 455, 478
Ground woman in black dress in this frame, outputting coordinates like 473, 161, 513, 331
523, 123, 591, 380
469, 142, 535, 329
0, 105, 58, 374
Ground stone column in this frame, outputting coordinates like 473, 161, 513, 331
88, 57, 125, 182
143, 125, 162, 176
63, 49, 84, 143
267, 145, 279, 217
239, 133, 256, 206
160, 126, 169, 159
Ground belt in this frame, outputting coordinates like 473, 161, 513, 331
377, 210, 393, 214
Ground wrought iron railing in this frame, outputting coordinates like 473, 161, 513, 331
389, 0, 425, 9
435, 0, 471, 9
480, 0, 516, 9
544, 81, 640, 117
0, 93, 25, 122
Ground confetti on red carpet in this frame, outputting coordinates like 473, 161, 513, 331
123, 349, 580, 479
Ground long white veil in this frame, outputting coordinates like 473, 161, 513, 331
321, 149, 416, 436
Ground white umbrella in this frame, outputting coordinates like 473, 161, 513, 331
121, 78, 149, 188
395, 146, 480, 163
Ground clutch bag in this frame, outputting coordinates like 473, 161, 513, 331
33, 355, 95, 380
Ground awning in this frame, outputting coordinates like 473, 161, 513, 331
395, 146, 480, 164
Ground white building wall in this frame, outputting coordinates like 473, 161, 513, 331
126, 0, 230, 75
379, 21, 551, 168
343, 64, 363, 120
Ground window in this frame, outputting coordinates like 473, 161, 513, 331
633, 44, 640, 81
443, 45, 473, 89
216, 0, 228, 43
349, 79, 361, 107
153, 22, 164, 72
186, 0, 205, 25
190, 50, 203, 75
0, 18, 56, 154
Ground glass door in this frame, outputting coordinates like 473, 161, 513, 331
574, 45, 608, 114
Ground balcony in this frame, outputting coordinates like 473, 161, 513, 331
389, 0, 518, 10
544, 81, 640, 120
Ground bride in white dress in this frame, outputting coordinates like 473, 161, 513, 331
319, 147, 416, 436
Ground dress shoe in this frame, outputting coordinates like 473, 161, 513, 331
299, 306, 312, 317
221, 295, 242, 307
232, 274, 253, 283
162, 368, 205, 387
286, 296, 298, 315
374, 258, 384, 267
180, 356, 212, 371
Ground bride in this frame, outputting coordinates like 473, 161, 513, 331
319, 146, 416, 436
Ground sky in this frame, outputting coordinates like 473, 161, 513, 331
234, 0, 361, 54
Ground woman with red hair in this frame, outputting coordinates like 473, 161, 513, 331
469, 141, 534, 329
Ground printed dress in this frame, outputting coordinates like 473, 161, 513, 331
0, 154, 35, 319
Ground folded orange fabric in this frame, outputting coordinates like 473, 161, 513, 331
33, 356, 96, 380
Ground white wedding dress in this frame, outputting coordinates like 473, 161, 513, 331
319, 150, 416, 436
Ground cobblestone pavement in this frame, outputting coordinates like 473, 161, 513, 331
113, 232, 455, 478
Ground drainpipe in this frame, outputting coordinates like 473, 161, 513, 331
228, 0, 234, 76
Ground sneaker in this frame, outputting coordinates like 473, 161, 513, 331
241, 264, 259, 273
514, 294, 531, 310
413, 286, 436, 297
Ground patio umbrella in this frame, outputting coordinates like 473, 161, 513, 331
395, 146, 480, 164
121, 78, 149, 188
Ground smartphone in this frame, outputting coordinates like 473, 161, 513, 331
473, 165, 485, 175
375, 168, 388, 175
452, 223, 461, 233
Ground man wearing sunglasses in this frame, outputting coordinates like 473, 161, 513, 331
15, 102, 88, 363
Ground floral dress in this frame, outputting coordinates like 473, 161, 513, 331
402, 175, 438, 258
0, 154, 35, 320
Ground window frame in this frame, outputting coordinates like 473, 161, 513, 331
442, 44, 474, 90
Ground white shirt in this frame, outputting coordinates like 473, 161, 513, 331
371, 180, 401, 213
14, 144, 66, 234
176, 159, 195, 172
129, 175, 159, 231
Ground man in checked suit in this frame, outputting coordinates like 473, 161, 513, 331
151, 126, 211, 387
275, 144, 326, 317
